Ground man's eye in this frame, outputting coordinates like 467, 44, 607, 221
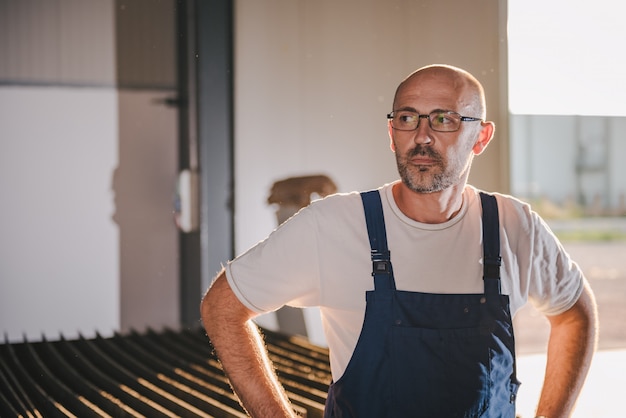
434, 113, 453, 124
435, 115, 448, 123
398, 114, 417, 123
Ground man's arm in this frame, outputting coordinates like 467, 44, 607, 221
200, 270, 296, 418
535, 280, 598, 418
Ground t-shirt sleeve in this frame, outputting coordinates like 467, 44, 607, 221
525, 210, 585, 316
225, 203, 322, 314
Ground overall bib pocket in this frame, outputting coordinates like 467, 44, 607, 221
391, 326, 491, 418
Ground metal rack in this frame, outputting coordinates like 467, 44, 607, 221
0, 327, 331, 417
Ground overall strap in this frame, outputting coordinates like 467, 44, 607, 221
361, 190, 396, 290
479, 192, 502, 297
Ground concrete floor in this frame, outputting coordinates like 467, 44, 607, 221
516, 350, 626, 418
513, 239, 626, 417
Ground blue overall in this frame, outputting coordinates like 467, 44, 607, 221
323, 191, 520, 418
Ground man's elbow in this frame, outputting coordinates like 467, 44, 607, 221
579, 281, 599, 346
200, 271, 227, 335
574, 280, 599, 334
200, 270, 256, 338
550, 280, 599, 345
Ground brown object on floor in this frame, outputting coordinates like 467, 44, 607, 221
268, 175, 338, 224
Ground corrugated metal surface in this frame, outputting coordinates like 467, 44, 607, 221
0, 0, 116, 86
0, 0, 176, 89
114, 0, 176, 89
0, 327, 331, 417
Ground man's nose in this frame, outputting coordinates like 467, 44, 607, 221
414, 115, 433, 144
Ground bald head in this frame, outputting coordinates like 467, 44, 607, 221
393, 65, 487, 119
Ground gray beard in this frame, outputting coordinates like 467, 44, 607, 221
395, 145, 453, 193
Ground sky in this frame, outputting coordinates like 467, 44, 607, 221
508, 0, 626, 116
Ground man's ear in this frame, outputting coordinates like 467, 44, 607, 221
388, 121, 396, 152
472, 121, 495, 155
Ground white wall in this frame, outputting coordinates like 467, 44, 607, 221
0, 87, 180, 344
0, 87, 120, 342
114, 89, 180, 334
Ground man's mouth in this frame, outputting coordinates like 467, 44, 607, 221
410, 156, 437, 165
409, 147, 441, 166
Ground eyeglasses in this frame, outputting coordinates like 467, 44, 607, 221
387, 109, 483, 132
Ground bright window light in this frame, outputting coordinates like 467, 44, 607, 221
508, 0, 626, 116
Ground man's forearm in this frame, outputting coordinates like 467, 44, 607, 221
213, 320, 295, 417
201, 273, 296, 418
535, 281, 598, 418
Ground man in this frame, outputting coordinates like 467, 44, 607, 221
201, 64, 598, 417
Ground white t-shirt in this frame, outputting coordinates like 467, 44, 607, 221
225, 182, 584, 380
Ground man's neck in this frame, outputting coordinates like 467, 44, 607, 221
391, 181, 466, 224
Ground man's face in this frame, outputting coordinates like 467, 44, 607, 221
390, 72, 482, 194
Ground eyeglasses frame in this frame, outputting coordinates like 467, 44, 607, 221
386, 110, 483, 132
